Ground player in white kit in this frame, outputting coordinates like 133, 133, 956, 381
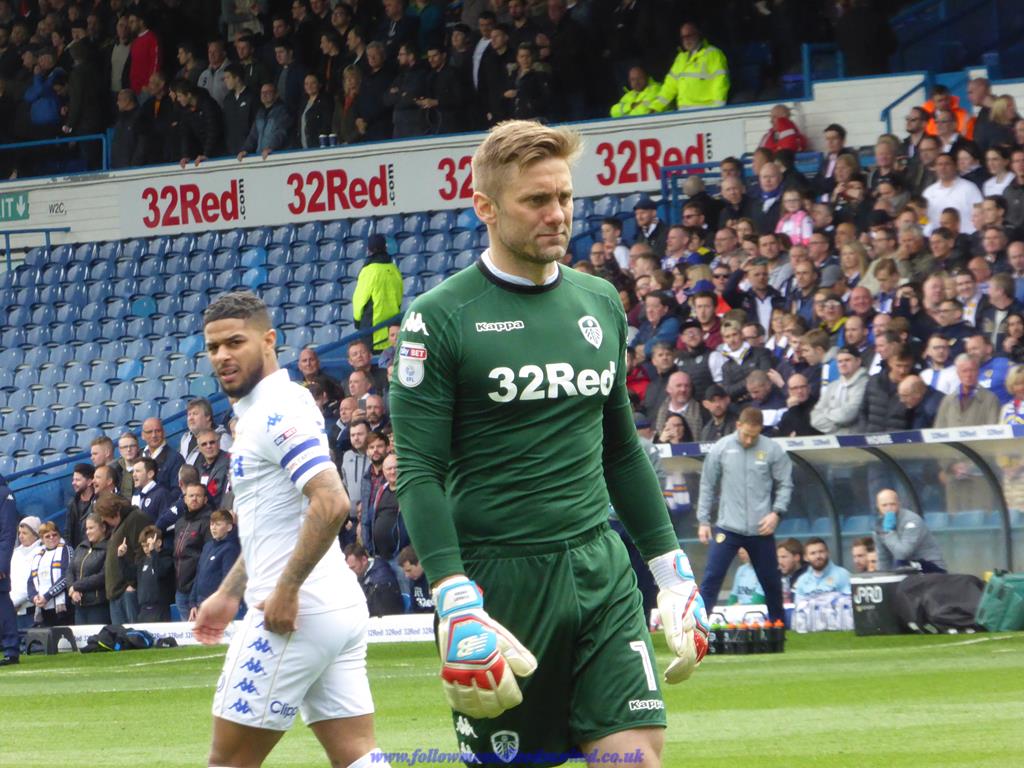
194, 292, 391, 768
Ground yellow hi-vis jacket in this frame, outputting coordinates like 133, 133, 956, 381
352, 257, 404, 350
642, 41, 729, 112
609, 79, 662, 118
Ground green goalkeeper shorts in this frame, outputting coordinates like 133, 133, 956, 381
448, 523, 666, 767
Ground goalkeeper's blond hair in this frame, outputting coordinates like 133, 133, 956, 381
471, 120, 583, 200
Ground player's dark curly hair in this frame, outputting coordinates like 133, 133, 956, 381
203, 291, 271, 329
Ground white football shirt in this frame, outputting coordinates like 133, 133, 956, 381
230, 368, 362, 614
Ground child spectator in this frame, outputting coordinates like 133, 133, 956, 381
188, 510, 241, 620
135, 525, 174, 622
397, 545, 432, 613
776, 189, 813, 245
28, 523, 73, 626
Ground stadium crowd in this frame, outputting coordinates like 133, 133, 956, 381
0, 0, 895, 175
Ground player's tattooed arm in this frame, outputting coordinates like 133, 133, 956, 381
219, 553, 248, 600
279, 469, 350, 592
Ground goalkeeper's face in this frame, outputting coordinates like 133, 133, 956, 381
489, 157, 573, 267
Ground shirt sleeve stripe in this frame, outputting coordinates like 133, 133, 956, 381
290, 455, 333, 484
279, 438, 322, 468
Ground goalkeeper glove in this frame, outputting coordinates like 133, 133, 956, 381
882, 511, 897, 532
435, 577, 538, 719
650, 550, 709, 683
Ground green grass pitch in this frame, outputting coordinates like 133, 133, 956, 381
1, 632, 1022, 767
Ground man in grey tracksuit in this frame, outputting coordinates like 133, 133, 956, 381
873, 489, 947, 573
697, 406, 794, 622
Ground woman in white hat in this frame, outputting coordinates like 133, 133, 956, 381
11, 516, 44, 630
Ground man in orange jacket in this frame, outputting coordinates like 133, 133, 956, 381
921, 84, 971, 138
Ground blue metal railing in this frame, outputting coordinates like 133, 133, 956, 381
1, 226, 71, 272
880, 75, 934, 135
0, 133, 111, 181
800, 43, 846, 99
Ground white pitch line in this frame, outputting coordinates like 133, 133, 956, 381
122, 652, 225, 667
931, 635, 1015, 649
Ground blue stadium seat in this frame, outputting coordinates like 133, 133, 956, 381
0, 457, 15, 476
178, 334, 205, 358
6, 305, 30, 327
76, 341, 101, 363
83, 382, 113, 405
181, 293, 207, 316
592, 195, 620, 217
243, 267, 268, 290
6, 389, 32, 412
167, 357, 194, 379
86, 282, 109, 304
399, 255, 425, 276
115, 259, 140, 282
91, 359, 119, 384
195, 232, 220, 253
322, 220, 350, 241
176, 314, 201, 336
213, 269, 243, 290
136, 378, 165, 402
243, 227, 271, 249
317, 240, 343, 264
39, 284, 62, 306
37, 366, 63, 391
213, 248, 242, 271
187, 252, 212, 275
239, 245, 267, 269
123, 239, 147, 260
452, 230, 477, 250
23, 246, 49, 269
147, 237, 171, 259
283, 305, 313, 328
186, 272, 213, 297
314, 303, 340, 325
221, 229, 244, 251
261, 286, 286, 307
150, 316, 178, 339
163, 273, 190, 297
111, 380, 138, 405
96, 241, 121, 264
423, 274, 445, 290
290, 262, 317, 286
619, 192, 643, 212
130, 296, 157, 318
425, 253, 452, 273
52, 408, 80, 430
287, 326, 313, 349
810, 518, 832, 534
14, 454, 44, 472
66, 262, 90, 284
286, 285, 312, 307
270, 225, 296, 247
573, 197, 594, 219
47, 428, 75, 454
377, 215, 403, 237
65, 362, 92, 387
132, 400, 161, 424
1, 327, 26, 348
99, 318, 126, 341
452, 250, 476, 270
290, 243, 318, 265
80, 405, 110, 428
104, 297, 130, 320
138, 256, 161, 277
7, 433, 25, 455
73, 427, 104, 449
26, 327, 50, 347
312, 325, 340, 347
340, 282, 357, 302
349, 217, 374, 239
267, 264, 290, 286
39, 264, 61, 285
25, 408, 51, 432
188, 376, 219, 398
425, 233, 452, 252
13, 368, 37, 390
110, 276, 138, 300
340, 241, 365, 263
266, 246, 289, 267
427, 211, 456, 233
55, 385, 85, 408
117, 358, 144, 381
89, 261, 113, 282
52, 244, 76, 265
479, 231, 489, 247
296, 222, 323, 244
403, 212, 429, 235
164, 253, 188, 277
23, 346, 47, 368
317, 260, 345, 283
455, 208, 480, 231
107, 401, 133, 425
162, 378, 189, 402
79, 302, 103, 323
398, 234, 424, 255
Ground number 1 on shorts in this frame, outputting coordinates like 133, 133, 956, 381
629, 640, 657, 691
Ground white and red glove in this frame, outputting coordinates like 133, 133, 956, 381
435, 577, 538, 719
649, 550, 710, 683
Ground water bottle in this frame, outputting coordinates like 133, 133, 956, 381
770, 620, 786, 653
723, 623, 738, 654
318, 134, 328, 148
328, 133, 338, 147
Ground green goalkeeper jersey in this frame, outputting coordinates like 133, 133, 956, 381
390, 255, 678, 583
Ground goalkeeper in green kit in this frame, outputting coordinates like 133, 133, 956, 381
389, 120, 708, 768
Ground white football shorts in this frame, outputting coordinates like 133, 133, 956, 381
212, 604, 374, 731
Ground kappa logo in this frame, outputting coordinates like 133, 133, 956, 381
458, 742, 481, 764
455, 716, 477, 738
266, 413, 283, 432
402, 311, 430, 336
232, 456, 244, 478
475, 320, 525, 333
233, 678, 260, 695
228, 698, 253, 715
578, 315, 603, 348
628, 698, 665, 712
240, 657, 265, 674
248, 638, 274, 655
490, 730, 519, 763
